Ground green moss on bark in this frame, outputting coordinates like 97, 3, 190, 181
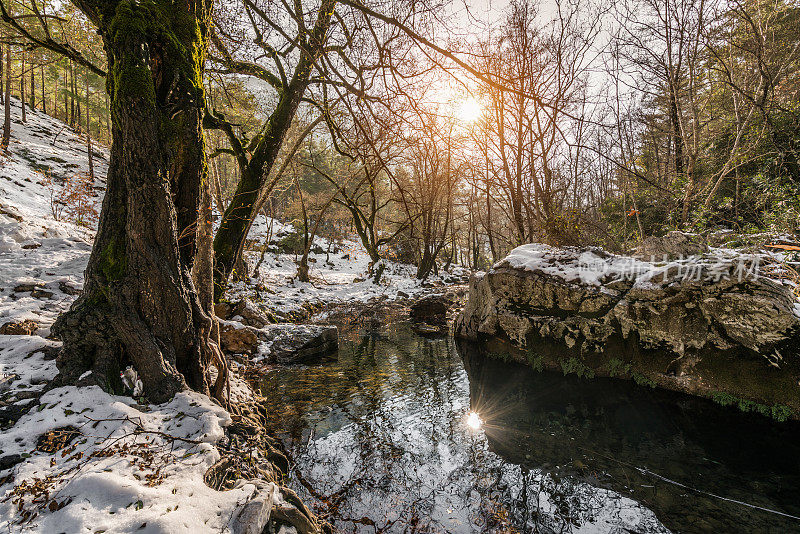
99, 239, 126, 282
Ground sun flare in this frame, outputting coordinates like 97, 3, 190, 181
466, 411, 483, 430
457, 97, 482, 122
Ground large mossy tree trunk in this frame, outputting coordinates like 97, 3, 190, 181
52, 0, 221, 404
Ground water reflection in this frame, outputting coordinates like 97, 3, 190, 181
466, 411, 483, 431
257, 322, 800, 533
460, 341, 800, 533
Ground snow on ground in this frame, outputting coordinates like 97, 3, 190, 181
229, 219, 469, 319
0, 335, 254, 532
0, 100, 271, 533
0, 97, 105, 336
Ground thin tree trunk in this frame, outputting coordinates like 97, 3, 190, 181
210, 154, 225, 214
29, 59, 34, 110
85, 68, 94, 181
2, 44, 10, 151
69, 60, 74, 127
670, 85, 684, 195
0, 42, 4, 106
40, 64, 45, 114
485, 184, 496, 262
297, 182, 338, 283
63, 64, 68, 121
20, 51, 26, 122
681, 154, 696, 226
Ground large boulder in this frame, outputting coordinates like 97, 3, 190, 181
455, 244, 800, 418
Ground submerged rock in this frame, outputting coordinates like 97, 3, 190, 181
455, 244, 800, 418
410, 294, 453, 326
411, 322, 447, 337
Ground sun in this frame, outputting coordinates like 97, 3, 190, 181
457, 97, 482, 122
465, 411, 483, 430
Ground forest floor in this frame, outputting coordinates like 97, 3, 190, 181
0, 98, 461, 532
0, 98, 266, 532
228, 217, 469, 324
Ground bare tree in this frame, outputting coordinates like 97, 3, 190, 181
473, 0, 599, 246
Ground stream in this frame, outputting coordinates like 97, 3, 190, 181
257, 319, 800, 533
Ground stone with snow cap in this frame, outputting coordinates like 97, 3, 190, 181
455, 243, 800, 418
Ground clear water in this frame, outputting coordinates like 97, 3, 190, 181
257, 320, 800, 533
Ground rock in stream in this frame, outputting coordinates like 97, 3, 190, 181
454, 243, 800, 419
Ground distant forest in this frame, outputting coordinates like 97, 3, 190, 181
2, 0, 798, 275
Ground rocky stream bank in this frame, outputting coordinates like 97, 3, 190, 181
454, 242, 800, 420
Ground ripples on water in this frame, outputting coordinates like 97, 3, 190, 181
257, 320, 800, 533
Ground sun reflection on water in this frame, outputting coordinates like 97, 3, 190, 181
466, 410, 483, 430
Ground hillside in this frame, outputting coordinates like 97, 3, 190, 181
0, 100, 279, 533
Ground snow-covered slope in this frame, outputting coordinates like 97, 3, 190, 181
0, 97, 106, 336
0, 100, 260, 533
232, 218, 469, 320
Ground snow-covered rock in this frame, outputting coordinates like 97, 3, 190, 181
455, 243, 800, 419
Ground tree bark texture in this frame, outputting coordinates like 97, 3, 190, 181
52, 0, 222, 404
